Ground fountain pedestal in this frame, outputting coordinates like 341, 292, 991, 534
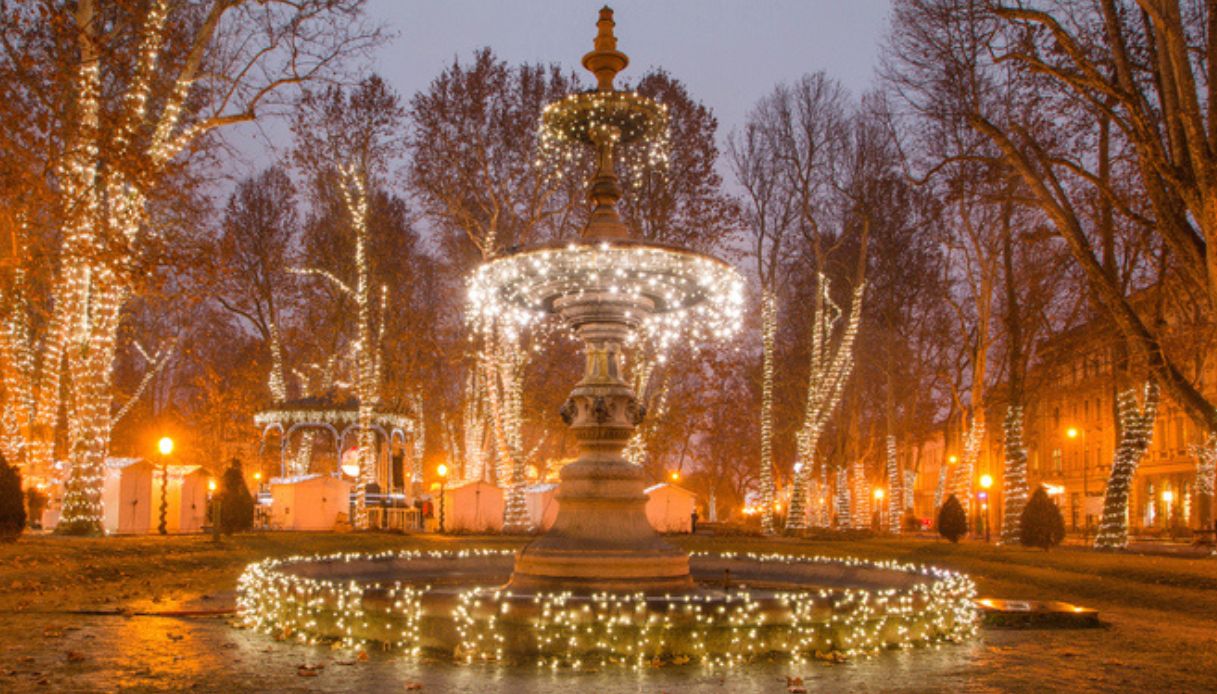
509, 295, 693, 593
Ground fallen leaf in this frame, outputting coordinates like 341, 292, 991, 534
65, 652, 85, 663
297, 664, 324, 677
405, 683, 423, 691
357, 650, 369, 662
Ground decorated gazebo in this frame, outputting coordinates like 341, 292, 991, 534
254, 392, 417, 495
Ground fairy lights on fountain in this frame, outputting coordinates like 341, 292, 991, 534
236, 548, 978, 667
468, 243, 744, 349
234, 7, 978, 669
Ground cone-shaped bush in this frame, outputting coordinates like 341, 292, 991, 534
937, 494, 967, 543
1020, 486, 1065, 550
0, 453, 27, 541
219, 459, 255, 534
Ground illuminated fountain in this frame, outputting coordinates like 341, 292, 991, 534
237, 8, 977, 666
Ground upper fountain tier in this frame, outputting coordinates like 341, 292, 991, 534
469, 7, 742, 346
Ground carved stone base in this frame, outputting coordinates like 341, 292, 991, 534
508, 458, 694, 593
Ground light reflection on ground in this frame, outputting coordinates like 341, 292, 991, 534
0, 608, 1163, 693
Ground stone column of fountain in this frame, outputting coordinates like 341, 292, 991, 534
508, 8, 694, 593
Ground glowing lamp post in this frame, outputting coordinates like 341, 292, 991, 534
437, 463, 449, 534
670, 471, 680, 483
978, 474, 993, 543
1162, 489, 1174, 529
873, 488, 885, 531
208, 477, 221, 543
1067, 425, 1089, 537
156, 436, 173, 536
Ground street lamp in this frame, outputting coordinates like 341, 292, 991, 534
156, 436, 174, 535
979, 474, 993, 543
873, 488, 885, 531
1067, 425, 1089, 538
670, 470, 680, 482
1162, 489, 1174, 529
437, 463, 449, 533
208, 477, 221, 543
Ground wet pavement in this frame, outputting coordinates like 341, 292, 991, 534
3, 602, 1214, 693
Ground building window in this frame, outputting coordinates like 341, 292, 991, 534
1053, 448, 1062, 475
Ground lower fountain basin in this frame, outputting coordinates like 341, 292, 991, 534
237, 548, 977, 667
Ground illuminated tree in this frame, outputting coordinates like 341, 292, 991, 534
729, 104, 798, 535
1095, 382, 1159, 549
0, 0, 378, 534
786, 277, 865, 531
290, 76, 407, 528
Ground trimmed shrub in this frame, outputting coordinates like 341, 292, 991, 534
1020, 486, 1065, 550
25, 487, 48, 529
0, 453, 26, 541
219, 459, 255, 534
937, 494, 968, 543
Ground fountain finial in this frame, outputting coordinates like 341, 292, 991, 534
582, 6, 629, 91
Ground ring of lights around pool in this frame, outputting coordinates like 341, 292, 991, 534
236, 550, 978, 667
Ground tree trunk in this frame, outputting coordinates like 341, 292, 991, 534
1095, 382, 1158, 550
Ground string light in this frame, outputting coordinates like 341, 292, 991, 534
759, 290, 778, 534
852, 458, 870, 528
952, 420, 984, 521
410, 391, 425, 489
999, 405, 1027, 544
236, 548, 978, 666
886, 435, 901, 534
835, 466, 851, 528
537, 90, 671, 191
786, 278, 865, 531
1095, 383, 1158, 550
467, 242, 744, 351
1192, 436, 1216, 536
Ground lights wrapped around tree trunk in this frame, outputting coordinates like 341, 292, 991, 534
852, 458, 869, 528
835, 466, 851, 528
952, 419, 984, 520
1094, 382, 1158, 550
759, 289, 778, 535
999, 404, 1027, 544
1193, 435, 1216, 534
886, 435, 900, 534
786, 277, 864, 532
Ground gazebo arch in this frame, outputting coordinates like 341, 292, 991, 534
254, 393, 416, 487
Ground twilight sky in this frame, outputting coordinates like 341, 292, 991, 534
369, 0, 891, 145
230, 1, 892, 177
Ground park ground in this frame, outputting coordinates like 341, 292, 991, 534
0, 532, 1215, 693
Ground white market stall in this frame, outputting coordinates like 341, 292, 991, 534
103, 458, 154, 534
442, 480, 503, 533
525, 483, 559, 531
154, 466, 211, 533
644, 483, 697, 533
104, 459, 214, 534
269, 474, 352, 531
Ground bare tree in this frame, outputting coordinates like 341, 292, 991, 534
0, 0, 379, 534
